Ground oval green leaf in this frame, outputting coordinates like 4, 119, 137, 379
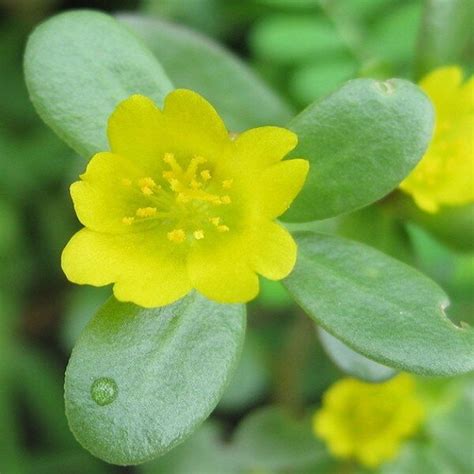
65, 293, 246, 465
284, 232, 474, 375
24, 10, 173, 159
283, 78, 434, 222
118, 14, 294, 131
318, 327, 397, 382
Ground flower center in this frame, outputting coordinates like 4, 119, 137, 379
121, 152, 234, 243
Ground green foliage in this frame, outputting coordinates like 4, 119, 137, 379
218, 332, 270, 412
231, 406, 330, 471
284, 232, 474, 375
12, 3, 474, 471
140, 422, 238, 474
318, 328, 397, 382
284, 78, 434, 221
65, 293, 246, 465
250, 14, 347, 65
404, 198, 474, 253
367, 2, 423, 68
61, 286, 111, 350
337, 204, 414, 264
415, 0, 474, 77
119, 14, 293, 131
289, 58, 357, 105
24, 10, 173, 159
426, 381, 474, 473
381, 441, 456, 474
383, 378, 474, 474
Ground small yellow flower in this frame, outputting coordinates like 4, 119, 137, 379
62, 90, 308, 308
400, 66, 474, 213
313, 374, 425, 468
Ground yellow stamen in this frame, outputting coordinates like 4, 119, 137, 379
136, 207, 157, 217
163, 152, 183, 174
169, 178, 181, 192
141, 186, 154, 196
139, 177, 156, 188
193, 230, 205, 240
222, 179, 233, 189
209, 217, 221, 226
167, 229, 186, 243
185, 156, 207, 180
217, 225, 230, 232
122, 217, 134, 225
200, 169, 211, 181
221, 195, 232, 204
190, 179, 202, 189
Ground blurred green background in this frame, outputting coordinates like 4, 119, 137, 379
0, 0, 473, 472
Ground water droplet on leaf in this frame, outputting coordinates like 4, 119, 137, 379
91, 377, 118, 406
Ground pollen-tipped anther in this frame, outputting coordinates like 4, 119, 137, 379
136, 207, 157, 218
122, 216, 134, 225
167, 229, 186, 243
200, 169, 211, 181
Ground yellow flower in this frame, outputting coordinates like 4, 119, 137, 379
313, 374, 425, 468
400, 66, 474, 213
62, 90, 308, 308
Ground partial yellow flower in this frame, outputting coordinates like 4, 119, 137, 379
400, 66, 474, 213
62, 90, 308, 308
313, 374, 425, 468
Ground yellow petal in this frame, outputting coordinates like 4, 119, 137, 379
250, 221, 297, 280
71, 152, 145, 233
420, 66, 471, 119
62, 228, 191, 307
162, 89, 230, 158
412, 194, 439, 213
233, 126, 298, 169
420, 66, 462, 100
187, 237, 259, 303
108, 95, 167, 170
258, 159, 309, 218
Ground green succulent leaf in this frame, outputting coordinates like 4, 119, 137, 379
231, 406, 329, 471
24, 10, 173, 159
283, 78, 434, 222
284, 232, 474, 376
118, 14, 293, 131
318, 327, 397, 382
65, 293, 246, 465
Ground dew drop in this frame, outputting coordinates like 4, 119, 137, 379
91, 377, 118, 406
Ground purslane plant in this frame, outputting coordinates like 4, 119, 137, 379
24, 9, 474, 466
